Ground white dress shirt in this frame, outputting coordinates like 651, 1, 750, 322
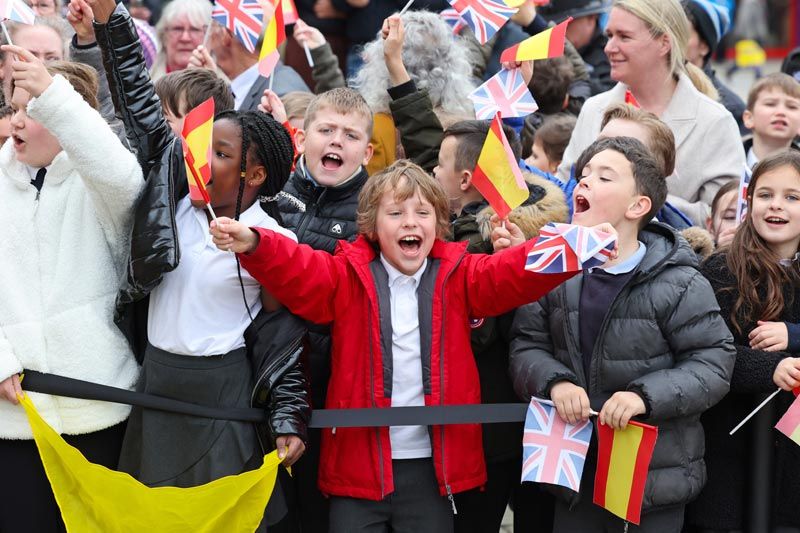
148, 197, 296, 356
379, 254, 432, 459
231, 63, 260, 110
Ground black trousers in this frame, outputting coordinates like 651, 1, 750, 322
0, 422, 126, 533
329, 459, 453, 533
453, 456, 523, 533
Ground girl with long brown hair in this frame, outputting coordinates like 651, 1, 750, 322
687, 150, 800, 532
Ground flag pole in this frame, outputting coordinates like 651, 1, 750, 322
303, 42, 314, 68
398, 0, 414, 15
202, 21, 213, 47
729, 388, 781, 435
1, 22, 13, 47
206, 203, 218, 221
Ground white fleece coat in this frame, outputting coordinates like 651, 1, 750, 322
557, 74, 746, 226
0, 75, 143, 439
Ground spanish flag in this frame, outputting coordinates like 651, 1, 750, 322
776, 393, 800, 446
282, 0, 298, 25
258, 0, 286, 78
593, 420, 658, 525
20, 394, 282, 532
181, 97, 215, 204
500, 17, 572, 63
471, 113, 528, 220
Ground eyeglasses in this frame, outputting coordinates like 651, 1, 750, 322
30, 2, 55, 9
166, 25, 207, 38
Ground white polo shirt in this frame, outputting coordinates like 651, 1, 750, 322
148, 197, 296, 356
380, 254, 432, 459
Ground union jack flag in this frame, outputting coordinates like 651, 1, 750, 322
0, 0, 35, 25
440, 8, 467, 34
447, 0, 516, 44
212, 0, 265, 53
521, 398, 592, 492
525, 223, 616, 274
735, 163, 752, 224
469, 68, 538, 120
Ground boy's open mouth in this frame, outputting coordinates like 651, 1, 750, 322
11, 134, 24, 148
399, 235, 422, 253
771, 119, 789, 129
322, 153, 343, 170
574, 195, 590, 213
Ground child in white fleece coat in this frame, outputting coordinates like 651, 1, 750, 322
0, 46, 143, 532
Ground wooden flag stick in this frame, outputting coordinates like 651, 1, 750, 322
729, 388, 781, 435
398, 0, 414, 15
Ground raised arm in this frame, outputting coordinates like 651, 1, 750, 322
90, 0, 175, 170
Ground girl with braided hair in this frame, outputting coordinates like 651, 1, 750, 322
117, 109, 309, 530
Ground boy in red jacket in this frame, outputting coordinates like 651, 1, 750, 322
210, 159, 614, 532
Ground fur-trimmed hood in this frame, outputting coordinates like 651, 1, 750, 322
475, 171, 570, 241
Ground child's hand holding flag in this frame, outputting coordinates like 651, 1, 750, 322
211, 217, 261, 254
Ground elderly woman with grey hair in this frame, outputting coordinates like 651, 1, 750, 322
150, 0, 211, 80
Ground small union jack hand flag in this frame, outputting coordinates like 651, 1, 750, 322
447, 0, 516, 44
525, 223, 616, 274
469, 68, 538, 120
440, 7, 467, 34
212, 0, 265, 53
522, 398, 592, 492
0, 0, 35, 25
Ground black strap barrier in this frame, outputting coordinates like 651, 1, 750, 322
21, 371, 529, 428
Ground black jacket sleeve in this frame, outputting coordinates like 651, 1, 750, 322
269, 356, 311, 443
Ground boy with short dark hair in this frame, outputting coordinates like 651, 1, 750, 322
154, 68, 235, 136
743, 73, 800, 168
210, 159, 611, 533
507, 136, 735, 532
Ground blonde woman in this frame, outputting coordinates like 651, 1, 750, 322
556, 0, 745, 226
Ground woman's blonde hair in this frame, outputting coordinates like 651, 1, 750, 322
357, 159, 451, 242
613, 0, 719, 100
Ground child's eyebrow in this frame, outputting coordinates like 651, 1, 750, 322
592, 164, 620, 176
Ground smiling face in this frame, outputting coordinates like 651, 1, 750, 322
164, 14, 206, 71
374, 182, 437, 276
750, 165, 800, 259
604, 7, 670, 86
10, 86, 61, 168
296, 107, 373, 187
572, 149, 641, 229
744, 88, 800, 146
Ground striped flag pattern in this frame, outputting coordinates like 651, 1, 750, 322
525, 223, 616, 274
0, 0, 35, 24
211, 0, 265, 53
469, 68, 539, 119
447, 0, 517, 44
500, 17, 572, 62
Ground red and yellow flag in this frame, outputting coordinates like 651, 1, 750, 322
499, 17, 572, 63
258, 0, 286, 77
471, 113, 528, 220
282, 0, 298, 24
181, 97, 215, 204
593, 420, 658, 525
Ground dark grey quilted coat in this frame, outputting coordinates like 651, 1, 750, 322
509, 222, 735, 512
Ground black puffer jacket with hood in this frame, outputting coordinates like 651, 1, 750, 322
509, 223, 735, 512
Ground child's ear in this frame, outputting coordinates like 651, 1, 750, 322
362, 142, 374, 165
460, 169, 473, 191
743, 110, 754, 130
294, 129, 306, 154
247, 165, 267, 188
705, 216, 714, 233
626, 195, 652, 221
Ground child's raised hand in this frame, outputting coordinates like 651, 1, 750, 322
716, 226, 737, 248
275, 435, 306, 466
381, 16, 410, 86
0, 374, 22, 404
293, 19, 327, 50
549, 381, 591, 425
258, 89, 288, 123
83, 0, 115, 24
599, 391, 646, 430
210, 217, 260, 254
773, 357, 800, 391
490, 214, 525, 251
750, 321, 789, 351
588, 222, 619, 261
187, 45, 216, 71
66, 0, 95, 45
2, 46, 53, 98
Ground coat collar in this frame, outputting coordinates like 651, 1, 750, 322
0, 139, 72, 190
660, 73, 701, 148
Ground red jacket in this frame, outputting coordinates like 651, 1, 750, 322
239, 229, 575, 501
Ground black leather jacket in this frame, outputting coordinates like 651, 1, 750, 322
95, 11, 310, 443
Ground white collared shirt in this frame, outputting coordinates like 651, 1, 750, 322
747, 146, 759, 170
231, 63, 261, 110
147, 197, 297, 356
379, 254, 432, 459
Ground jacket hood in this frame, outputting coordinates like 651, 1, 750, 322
475, 172, 569, 241
635, 222, 698, 282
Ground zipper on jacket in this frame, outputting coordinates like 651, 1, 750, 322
588, 287, 630, 393
367, 306, 385, 499
560, 288, 587, 387
438, 251, 465, 515
295, 187, 327, 244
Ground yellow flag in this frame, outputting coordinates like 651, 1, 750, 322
21, 394, 281, 533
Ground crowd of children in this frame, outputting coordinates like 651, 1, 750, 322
2, 0, 800, 531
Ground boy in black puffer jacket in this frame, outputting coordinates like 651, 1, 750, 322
504, 137, 735, 532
